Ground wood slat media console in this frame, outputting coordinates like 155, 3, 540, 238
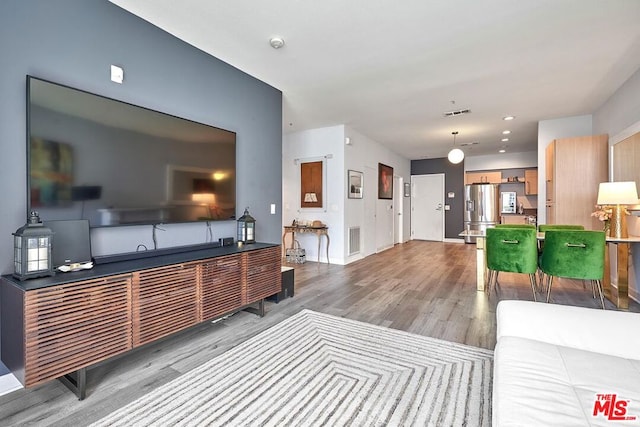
25, 275, 133, 388
1, 244, 281, 396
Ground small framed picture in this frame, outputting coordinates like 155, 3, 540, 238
348, 170, 363, 199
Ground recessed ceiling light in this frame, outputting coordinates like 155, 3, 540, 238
503, 116, 515, 121
502, 130, 511, 135
499, 149, 506, 153
269, 37, 285, 49
501, 138, 509, 142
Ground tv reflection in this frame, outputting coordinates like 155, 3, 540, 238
30, 138, 74, 207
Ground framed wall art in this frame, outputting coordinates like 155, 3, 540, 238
378, 163, 393, 199
300, 160, 323, 208
348, 170, 363, 199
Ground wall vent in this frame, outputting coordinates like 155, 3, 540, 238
443, 109, 471, 117
348, 226, 361, 256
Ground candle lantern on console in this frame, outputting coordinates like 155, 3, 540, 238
13, 211, 54, 281
237, 207, 256, 244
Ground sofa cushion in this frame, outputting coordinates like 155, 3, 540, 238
497, 300, 640, 360
494, 336, 640, 426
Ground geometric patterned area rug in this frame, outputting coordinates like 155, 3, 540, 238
92, 310, 493, 427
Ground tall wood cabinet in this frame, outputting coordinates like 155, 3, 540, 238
545, 135, 608, 229
524, 169, 538, 195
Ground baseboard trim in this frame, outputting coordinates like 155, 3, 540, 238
444, 238, 465, 243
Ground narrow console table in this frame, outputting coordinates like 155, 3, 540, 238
0, 243, 281, 399
282, 225, 330, 264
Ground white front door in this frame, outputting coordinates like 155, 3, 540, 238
411, 174, 445, 241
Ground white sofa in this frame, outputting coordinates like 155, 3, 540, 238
493, 300, 640, 426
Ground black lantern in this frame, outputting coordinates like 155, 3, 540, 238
237, 207, 256, 244
13, 211, 54, 281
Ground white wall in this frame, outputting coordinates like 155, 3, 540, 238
465, 151, 537, 171
344, 127, 411, 261
283, 124, 410, 265
536, 115, 593, 224
283, 125, 345, 264
594, 69, 640, 138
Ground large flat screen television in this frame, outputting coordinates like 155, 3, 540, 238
27, 76, 236, 227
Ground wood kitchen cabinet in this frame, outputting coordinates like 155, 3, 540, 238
465, 171, 502, 185
524, 169, 538, 195
545, 135, 608, 229
501, 214, 528, 225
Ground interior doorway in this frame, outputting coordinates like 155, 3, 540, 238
411, 174, 445, 241
363, 165, 377, 256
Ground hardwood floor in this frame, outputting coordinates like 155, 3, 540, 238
1, 240, 638, 426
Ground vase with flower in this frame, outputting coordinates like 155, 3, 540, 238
591, 205, 612, 235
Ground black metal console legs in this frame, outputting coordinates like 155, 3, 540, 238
243, 299, 265, 317
59, 368, 87, 400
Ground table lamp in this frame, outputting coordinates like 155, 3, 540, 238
304, 193, 318, 203
597, 181, 639, 238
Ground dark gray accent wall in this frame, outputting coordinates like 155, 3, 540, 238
411, 158, 465, 239
0, 0, 283, 274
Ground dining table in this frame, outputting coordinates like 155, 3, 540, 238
459, 229, 640, 310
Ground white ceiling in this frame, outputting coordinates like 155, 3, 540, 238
110, 0, 640, 160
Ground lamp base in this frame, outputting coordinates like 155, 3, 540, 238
609, 204, 628, 238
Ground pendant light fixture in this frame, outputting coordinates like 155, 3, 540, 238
447, 131, 464, 164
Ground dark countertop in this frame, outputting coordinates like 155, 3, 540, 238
2, 242, 279, 291
502, 209, 537, 216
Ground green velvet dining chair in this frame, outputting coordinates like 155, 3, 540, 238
537, 224, 586, 288
486, 227, 538, 301
538, 224, 585, 249
538, 229, 606, 309
495, 224, 536, 229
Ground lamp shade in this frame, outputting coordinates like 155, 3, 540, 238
304, 193, 318, 203
447, 131, 464, 164
447, 148, 464, 164
597, 181, 639, 205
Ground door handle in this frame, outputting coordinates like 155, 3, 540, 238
466, 200, 474, 211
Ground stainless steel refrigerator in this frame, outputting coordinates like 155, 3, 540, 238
464, 183, 500, 243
